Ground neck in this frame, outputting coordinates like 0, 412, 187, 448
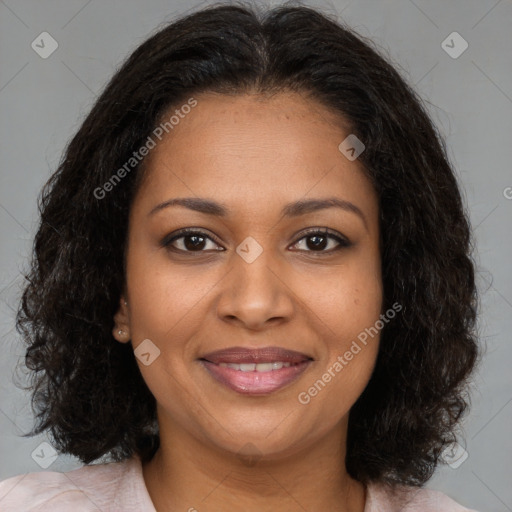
142, 415, 366, 512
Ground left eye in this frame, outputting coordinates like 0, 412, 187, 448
291, 230, 350, 252
162, 228, 350, 253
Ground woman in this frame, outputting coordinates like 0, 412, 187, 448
0, 3, 479, 511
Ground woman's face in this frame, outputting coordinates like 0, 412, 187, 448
115, 91, 382, 459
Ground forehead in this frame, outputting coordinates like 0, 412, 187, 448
134, 92, 377, 222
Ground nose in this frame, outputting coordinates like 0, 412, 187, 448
215, 247, 295, 331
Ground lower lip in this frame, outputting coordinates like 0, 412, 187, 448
199, 360, 312, 395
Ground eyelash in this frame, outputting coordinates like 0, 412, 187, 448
161, 227, 351, 255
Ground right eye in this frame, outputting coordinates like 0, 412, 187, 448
161, 228, 225, 253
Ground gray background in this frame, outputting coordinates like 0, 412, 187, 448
0, 0, 511, 510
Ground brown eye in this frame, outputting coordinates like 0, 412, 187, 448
291, 229, 351, 253
162, 229, 224, 253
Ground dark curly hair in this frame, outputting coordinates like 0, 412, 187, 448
15, 1, 478, 487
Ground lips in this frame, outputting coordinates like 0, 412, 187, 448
200, 346, 313, 365
198, 346, 313, 395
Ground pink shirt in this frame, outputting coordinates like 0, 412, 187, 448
0, 454, 478, 511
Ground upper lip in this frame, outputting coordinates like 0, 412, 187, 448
200, 346, 313, 364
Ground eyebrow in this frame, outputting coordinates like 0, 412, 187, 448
148, 196, 367, 228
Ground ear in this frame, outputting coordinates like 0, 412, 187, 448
112, 296, 131, 344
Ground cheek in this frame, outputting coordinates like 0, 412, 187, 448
325, 277, 382, 343
297, 277, 382, 420
126, 247, 221, 342
298, 252, 382, 342
297, 251, 382, 402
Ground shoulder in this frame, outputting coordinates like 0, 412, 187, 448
0, 455, 149, 512
365, 482, 479, 512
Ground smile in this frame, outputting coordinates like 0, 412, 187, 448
198, 345, 314, 394
218, 361, 293, 371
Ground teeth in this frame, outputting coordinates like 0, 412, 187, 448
218, 361, 293, 371
257, 363, 276, 372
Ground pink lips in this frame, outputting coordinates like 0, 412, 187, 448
199, 346, 313, 395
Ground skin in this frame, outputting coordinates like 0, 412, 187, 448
113, 91, 382, 512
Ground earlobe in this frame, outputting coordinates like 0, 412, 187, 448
113, 326, 131, 343
112, 297, 131, 343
